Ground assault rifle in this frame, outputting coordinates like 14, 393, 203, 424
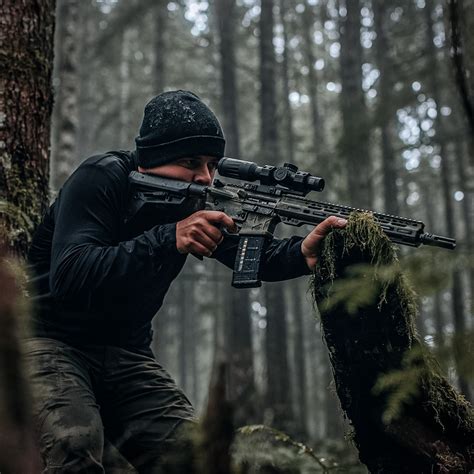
127, 158, 456, 289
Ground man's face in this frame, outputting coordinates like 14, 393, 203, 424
138, 155, 220, 186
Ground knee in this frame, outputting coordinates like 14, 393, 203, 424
39, 412, 104, 471
56, 425, 103, 455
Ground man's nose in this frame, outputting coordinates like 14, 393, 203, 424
194, 166, 213, 185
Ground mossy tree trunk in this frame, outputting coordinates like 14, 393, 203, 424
0, 0, 55, 258
312, 214, 474, 473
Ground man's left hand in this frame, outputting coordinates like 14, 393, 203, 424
301, 216, 348, 270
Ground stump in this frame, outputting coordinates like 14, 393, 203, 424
311, 213, 474, 473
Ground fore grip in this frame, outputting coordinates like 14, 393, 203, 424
232, 235, 269, 288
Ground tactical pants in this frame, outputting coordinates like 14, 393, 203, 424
24, 337, 196, 473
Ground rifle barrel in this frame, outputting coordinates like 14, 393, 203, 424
419, 233, 456, 250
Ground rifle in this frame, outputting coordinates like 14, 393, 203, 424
127, 158, 456, 288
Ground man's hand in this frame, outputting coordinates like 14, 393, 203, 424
176, 210, 237, 257
301, 216, 348, 270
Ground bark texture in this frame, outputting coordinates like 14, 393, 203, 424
0, 0, 55, 257
311, 214, 474, 473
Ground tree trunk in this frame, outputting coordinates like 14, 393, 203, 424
215, 0, 258, 426
289, 279, 308, 438
312, 214, 474, 473
278, 0, 295, 166
453, 139, 474, 311
300, 1, 327, 176
153, 1, 167, 94
424, 0, 471, 401
420, 176, 446, 348
0, 1, 55, 470
216, 0, 241, 160
338, 0, 372, 209
178, 277, 190, 394
259, 0, 279, 165
278, 0, 308, 437
119, 28, 134, 148
0, 0, 55, 257
259, 0, 293, 430
51, 0, 80, 190
446, 0, 474, 162
372, 0, 400, 216
264, 283, 293, 431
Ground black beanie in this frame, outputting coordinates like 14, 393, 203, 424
135, 90, 226, 168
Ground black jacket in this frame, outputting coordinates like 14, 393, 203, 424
28, 151, 310, 348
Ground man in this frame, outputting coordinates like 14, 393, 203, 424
27, 90, 346, 472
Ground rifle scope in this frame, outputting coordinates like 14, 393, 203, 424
218, 157, 325, 193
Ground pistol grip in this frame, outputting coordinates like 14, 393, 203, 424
232, 235, 268, 288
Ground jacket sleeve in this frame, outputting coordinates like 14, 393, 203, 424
212, 233, 312, 282
49, 163, 182, 307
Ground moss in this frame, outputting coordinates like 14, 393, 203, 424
1, 147, 49, 256
312, 212, 418, 333
309, 212, 474, 473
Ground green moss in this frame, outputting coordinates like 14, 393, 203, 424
310, 211, 474, 472
311, 212, 418, 334
0, 152, 48, 255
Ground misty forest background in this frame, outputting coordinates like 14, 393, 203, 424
11, 0, 474, 463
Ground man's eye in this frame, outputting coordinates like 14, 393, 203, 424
208, 162, 219, 171
180, 159, 200, 169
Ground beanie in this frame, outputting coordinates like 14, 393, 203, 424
135, 90, 226, 168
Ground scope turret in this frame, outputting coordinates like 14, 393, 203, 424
217, 157, 325, 194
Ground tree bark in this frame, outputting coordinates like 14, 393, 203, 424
0, 0, 55, 257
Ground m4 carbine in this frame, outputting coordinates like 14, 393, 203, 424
128, 158, 456, 289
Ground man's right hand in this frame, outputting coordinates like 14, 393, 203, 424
176, 210, 237, 257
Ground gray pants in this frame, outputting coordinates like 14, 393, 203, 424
24, 337, 196, 473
